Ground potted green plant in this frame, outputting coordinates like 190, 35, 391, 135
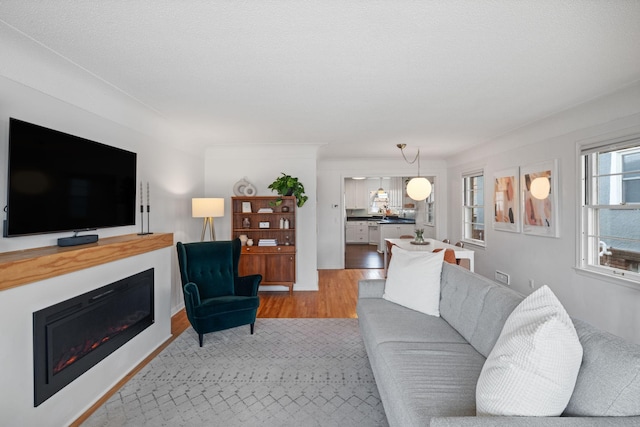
268, 173, 309, 207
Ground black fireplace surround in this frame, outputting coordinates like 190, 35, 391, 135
33, 268, 154, 406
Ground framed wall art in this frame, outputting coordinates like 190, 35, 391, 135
521, 159, 559, 237
493, 168, 520, 233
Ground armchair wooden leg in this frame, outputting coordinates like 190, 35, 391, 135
199, 333, 204, 347
250, 323, 255, 334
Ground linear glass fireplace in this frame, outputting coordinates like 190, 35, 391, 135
33, 268, 154, 406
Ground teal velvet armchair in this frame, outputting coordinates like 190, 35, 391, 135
176, 239, 261, 346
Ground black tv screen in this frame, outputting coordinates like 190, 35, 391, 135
5, 118, 137, 237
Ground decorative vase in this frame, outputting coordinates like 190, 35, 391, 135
414, 229, 425, 243
239, 234, 248, 246
247, 238, 254, 247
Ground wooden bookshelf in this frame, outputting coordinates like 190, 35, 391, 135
231, 196, 296, 293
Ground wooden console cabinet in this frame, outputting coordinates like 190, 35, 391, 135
231, 196, 296, 293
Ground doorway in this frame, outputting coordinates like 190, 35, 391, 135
345, 244, 384, 269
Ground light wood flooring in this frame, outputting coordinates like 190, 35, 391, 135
73, 268, 384, 426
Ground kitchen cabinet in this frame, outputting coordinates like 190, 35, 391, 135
345, 179, 369, 209
232, 196, 296, 293
378, 223, 415, 252
346, 221, 368, 244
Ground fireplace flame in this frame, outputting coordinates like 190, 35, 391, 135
52, 311, 146, 375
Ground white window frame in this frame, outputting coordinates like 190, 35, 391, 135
462, 169, 485, 247
425, 181, 435, 226
578, 134, 640, 286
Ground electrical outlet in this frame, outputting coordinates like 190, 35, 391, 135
529, 279, 535, 289
495, 270, 510, 285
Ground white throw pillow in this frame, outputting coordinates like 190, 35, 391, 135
382, 246, 444, 317
476, 285, 583, 416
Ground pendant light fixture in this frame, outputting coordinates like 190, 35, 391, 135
397, 144, 432, 201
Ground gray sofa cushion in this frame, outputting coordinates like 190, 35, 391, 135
430, 416, 640, 426
357, 298, 467, 348
439, 264, 491, 342
440, 263, 523, 357
469, 285, 523, 356
375, 341, 485, 427
357, 278, 386, 298
564, 318, 640, 416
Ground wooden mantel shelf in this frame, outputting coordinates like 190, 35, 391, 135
0, 233, 174, 292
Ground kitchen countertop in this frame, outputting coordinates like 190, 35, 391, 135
378, 218, 415, 224
347, 216, 415, 224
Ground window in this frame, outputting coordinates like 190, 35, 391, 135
462, 171, 485, 245
426, 182, 435, 226
580, 137, 640, 283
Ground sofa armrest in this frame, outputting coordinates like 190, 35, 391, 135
430, 416, 640, 426
234, 274, 262, 296
358, 279, 386, 299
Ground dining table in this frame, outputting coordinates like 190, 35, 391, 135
384, 238, 475, 277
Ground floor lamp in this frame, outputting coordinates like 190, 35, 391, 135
192, 198, 225, 241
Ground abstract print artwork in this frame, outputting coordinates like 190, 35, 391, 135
493, 168, 520, 233
521, 160, 559, 237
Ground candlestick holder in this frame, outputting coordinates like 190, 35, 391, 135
138, 181, 153, 235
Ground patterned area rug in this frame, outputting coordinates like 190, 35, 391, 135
83, 318, 387, 427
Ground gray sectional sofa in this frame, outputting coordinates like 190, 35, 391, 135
357, 262, 640, 426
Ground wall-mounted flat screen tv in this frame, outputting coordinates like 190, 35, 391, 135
5, 118, 137, 237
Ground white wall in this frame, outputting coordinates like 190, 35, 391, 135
446, 82, 640, 345
0, 23, 206, 425
317, 157, 448, 269
0, 25, 205, 314
0, 24, 207, 425
203, 144, 320, 290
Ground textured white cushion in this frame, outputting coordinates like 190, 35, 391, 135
476, 285, 583, 416
382, 246, 444, 317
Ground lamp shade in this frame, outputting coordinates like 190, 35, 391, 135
192, 198, 225, 217
406, 177, 432, 201
530, 177, 550, 200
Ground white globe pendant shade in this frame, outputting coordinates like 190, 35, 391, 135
530, 177, 550, 200
406, 177, 432, 201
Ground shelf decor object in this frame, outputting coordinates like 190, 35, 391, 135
138, 181, 154, 235
232, 196, 296, 293
267, 173, 308, 207
233, 177, 257, 197
192, 198, 225, 241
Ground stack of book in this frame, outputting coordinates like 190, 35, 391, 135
257, 207, 274, 213
258, 239, 277, 246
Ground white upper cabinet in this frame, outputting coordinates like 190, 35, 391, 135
345, 179, 369, 209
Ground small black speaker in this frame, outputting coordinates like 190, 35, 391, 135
57, 234, 99, 247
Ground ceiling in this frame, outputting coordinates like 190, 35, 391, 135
2, 1, 640, 160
